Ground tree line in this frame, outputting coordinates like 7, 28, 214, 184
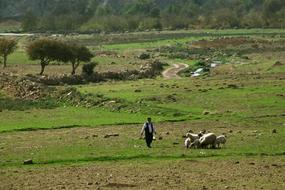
1, 0, 285, 32
0, 38, 93, 75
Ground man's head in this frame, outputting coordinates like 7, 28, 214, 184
147, 117, 152, 122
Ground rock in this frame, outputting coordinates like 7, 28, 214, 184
229, 130, 233, 133
272, 129, 277, 134
249, 162, 255, 165
23, 159, 33, 165
104, 134, 119, 138
235, 161, 240, 164
92, 134, 98, 137
138, 53, 150, 60
158, 136, 163, 140
227, 84, 239, 89
173, 142, 179, 145
273, 61, 283, 66
225, 186, 229, 189
166, 132, 170, 135
203, 110, 210, 115
134, 89, 142, 93
87, 182, 93, 185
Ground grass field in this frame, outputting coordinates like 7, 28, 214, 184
0, 29, 285, 189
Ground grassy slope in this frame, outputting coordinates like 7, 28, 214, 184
0, 29, 284, 173
0, 120, 284, 168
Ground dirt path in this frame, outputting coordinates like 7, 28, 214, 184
162, 63, 189, 79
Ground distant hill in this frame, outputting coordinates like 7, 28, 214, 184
0, 0, 285, 32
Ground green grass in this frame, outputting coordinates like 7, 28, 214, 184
8, 51, 37, 65
100, 36, 208, 52
0, 106, 159, 133
1, 29, 285, 170
0, 120, 284, 167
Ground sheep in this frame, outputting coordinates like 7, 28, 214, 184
185, 133, 200, 143
199, 133, 217, 149
199, 129, 207, 135
189, 139, 200, 149
215, 135, 226, 148
184, 137, 191, 148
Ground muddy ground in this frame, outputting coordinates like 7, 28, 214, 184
1, 157, 285, 190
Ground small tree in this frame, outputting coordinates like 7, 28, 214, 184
69, 44, 93, 75
0, 38, 17, 68
27, 38, 70, 75
82, 62, 97, 76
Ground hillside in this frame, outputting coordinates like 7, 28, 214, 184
0, 0, 285, 32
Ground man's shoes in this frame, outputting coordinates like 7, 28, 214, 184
147, 145, 152, 148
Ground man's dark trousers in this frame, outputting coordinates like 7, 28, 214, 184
145, 133, 153, 148
144, 123, 153, 148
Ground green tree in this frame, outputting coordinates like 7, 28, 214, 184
0, 38, 17, 68
27, 39, 70, 75
68, 44, 93, 75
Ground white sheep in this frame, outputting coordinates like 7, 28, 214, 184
184, 137, 191, 148
189, 139, 200, 149
199, 133, 217, 149
185, 133, 200, 143
215, 135, 226, 148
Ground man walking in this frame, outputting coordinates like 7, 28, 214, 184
140, 117, 156, 148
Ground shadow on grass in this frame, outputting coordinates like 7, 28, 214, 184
1, 152, 283, 168
0, 97, 59, 111
0, 123, 140, 133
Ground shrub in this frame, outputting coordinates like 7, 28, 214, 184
82, 62, 97, 76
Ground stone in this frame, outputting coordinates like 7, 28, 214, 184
134, 89, 142, 93
104, 134, 119, 138
272, 129, 277, 134
203, 110, 210, 115
23, 159, 33, 165
138, 53, 150, 60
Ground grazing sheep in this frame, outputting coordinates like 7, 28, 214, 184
199, 129, 206, 135
190, 139, 200, 149
215, 135, 226, 148
184, 137, 191, 148
199, 133, 217, 149
185, 133, 200, 142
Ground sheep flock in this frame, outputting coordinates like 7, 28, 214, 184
184, 130, 227, 149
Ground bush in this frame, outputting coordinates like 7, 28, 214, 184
82, 62, 97, 76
